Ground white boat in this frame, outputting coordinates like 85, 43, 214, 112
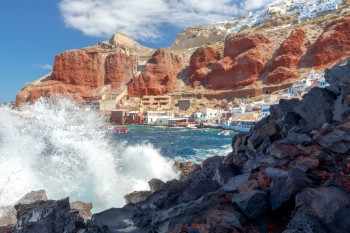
218, 130, 230, 136
221, 122, 253, 132
186, 124, 197, 129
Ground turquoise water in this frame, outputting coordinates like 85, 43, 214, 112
111, 125, 235, 164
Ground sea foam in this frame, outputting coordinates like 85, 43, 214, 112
0, 97, 178, 213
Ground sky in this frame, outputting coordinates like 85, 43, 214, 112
0, 0, 281, 103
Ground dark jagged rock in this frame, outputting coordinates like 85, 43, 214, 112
267, 139, 300, 159
148, 178, 165, 193
284, 211, 327, 233
248, 122, 281, 149
124, 191, 152, 204
87, 205, 135, 231
270, 168, 312, 210
314, 129, 350, 154
231, 190, 268, 219
325, 60, 350, 121
294, 87, 337, 130
292, 187, 350, 233
222, 173, 251, 192
287, 132, 313, 146
15, 197, 84, 233
12, 59, 350, 233
213, 164, 239, 185
152, 192, 221, 233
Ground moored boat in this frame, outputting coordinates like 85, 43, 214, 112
218, 130, 230, 136
109, 127, 128, 133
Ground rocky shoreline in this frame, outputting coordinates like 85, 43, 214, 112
1, 61, 350, 233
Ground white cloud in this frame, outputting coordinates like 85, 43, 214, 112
34, 64, 53, 70
59, 0, 281, 41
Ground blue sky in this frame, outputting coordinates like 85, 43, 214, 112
0, 0, 279, 103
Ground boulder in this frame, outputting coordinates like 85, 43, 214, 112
248, 122, 281, 149
293, 187, 350, 232
0, 190, 48, 227
284, 211, 327, 233
124, 191, 152, 204
314, 129, 350, 153
15, 197, 84, 233
152, 192, 221, 233
267, 140, 300, 159
213, 164, 239, 185
269, 168, 312, 210
148, 178, 165, 193
70, 201, 93, 222
222, 173, 251, 192
231, 190, 268, 219
87, 206, 135, 231
324, 60, 350, 121
294, 87, 336, 130
287, 132, 313, 146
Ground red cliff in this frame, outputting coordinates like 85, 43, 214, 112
15, 49, 138, 108
300, 15, 350, 67
104, 53, 137, 89
127, 49, 183, 97
51, 49, 105, 88
206, 34, 273, 89
188, 46, 221, 87
266, 29, 306, 84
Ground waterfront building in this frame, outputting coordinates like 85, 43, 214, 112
141, 95, 171, 111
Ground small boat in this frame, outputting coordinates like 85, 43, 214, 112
109, 127, 128, 133
218, 130, 230, 136
186, 124, 197, 129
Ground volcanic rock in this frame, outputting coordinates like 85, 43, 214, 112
206, 34, 273, 89
0, 190, 48, 227
188, 46, 221, 87
231, 190, 268, 219
15, 197, 84, 233
287, 187, 350, 232
70, 201, 93, 222
148, 178, 165, 193
127, 48, 183, 97
266, 29, 306, 84
124, 191, 152, 204
104, 53, 137, 89
301, 15, 350, 67
51, 49, 105, 88
294, 87, 337, 130
269, 168, 312, 210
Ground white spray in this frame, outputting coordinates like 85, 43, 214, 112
0, 97, 178, 213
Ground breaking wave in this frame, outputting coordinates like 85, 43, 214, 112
0, 97, 178, 213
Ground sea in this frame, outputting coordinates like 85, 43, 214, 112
0, 97, 234, 214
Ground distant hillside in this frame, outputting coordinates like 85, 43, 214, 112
15, 0, 350, 108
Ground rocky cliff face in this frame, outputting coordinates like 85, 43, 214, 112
127, 48, 183, 97
188, 46, 221, 87
300, 15, 350, 67
265, 29, 306, 84
14, 13, 350, 107
15, 46, 140, 108
205, 34, 274, 89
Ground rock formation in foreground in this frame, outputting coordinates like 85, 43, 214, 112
3, 60, 350, 233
